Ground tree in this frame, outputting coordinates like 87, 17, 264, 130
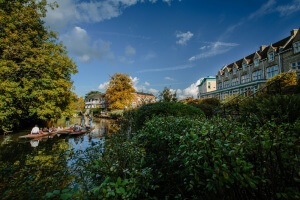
85, 91, 102, 99
0, 0, 77, 132
159, 87, 178, 102
105, 73, 135, 110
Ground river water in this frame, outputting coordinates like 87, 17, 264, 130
0, 118, 114, 199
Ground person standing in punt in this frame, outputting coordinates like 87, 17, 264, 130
88, 114, 93, 127
80, 111, 85, 127
65, 116, 70, 127
31, 125, 40, 135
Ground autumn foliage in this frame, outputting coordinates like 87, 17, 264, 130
105, 73, 135, 110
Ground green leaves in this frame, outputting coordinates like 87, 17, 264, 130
0, 0, 77, 131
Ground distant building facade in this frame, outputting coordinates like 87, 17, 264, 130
197, 76, 216, 98
198, 28, 300, 100
85, 93, 106, 109
131, 92, 156, 108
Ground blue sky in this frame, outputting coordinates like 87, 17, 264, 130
44, 0, 300, 99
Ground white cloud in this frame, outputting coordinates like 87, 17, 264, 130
148, 88, 159, 94
165, 77, 175, 81
276, 0, 300, 16
125, 45, 136, 56
119, 56, 135, 64
145, 82, 150, 86
45, 0, 174, 31
62, 26, 114, 62
176, 31, 194, 45
98, 81, 109, 91
138, 64, 195, 73
189, 41, 239, 61
144, 52, 157, 60
130, 76, 139, 91
221, 0, 300, 39
170, 79, 202, 100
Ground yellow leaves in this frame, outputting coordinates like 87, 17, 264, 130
106, 73, 135, 110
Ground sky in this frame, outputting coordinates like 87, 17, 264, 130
43, 0, 300, 99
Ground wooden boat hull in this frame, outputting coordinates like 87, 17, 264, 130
69, 127, 95, 136
19, 132, 57, 139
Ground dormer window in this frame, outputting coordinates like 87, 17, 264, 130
268, 52, 274, 61
254, 59, 259, 67
293, 42, 300, 53
242, 63, 247, 71
225, 70, 228, 77
233, 68, 237, 74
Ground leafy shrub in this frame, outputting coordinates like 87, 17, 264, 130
187, 98, 221, 118
265, 71, 298, 93
90, 108, 103, 117
122, 102, 204, 132
133, 116, 300, 199
109, 109, 124, 119
239, 94, 300, 124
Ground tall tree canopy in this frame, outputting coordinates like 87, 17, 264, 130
105, 73, 135, 110
159, 87, 178, 102
85, 91, 102, 99
0, 0, 77, 131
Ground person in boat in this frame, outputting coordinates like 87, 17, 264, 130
80, 112, 85, 126
65, 116, 70, 127
31, 125, 42, 135
88, 115, 93, 127
49, 126, 57, 132
73, 123, 81, 132
39, 128, 45, 134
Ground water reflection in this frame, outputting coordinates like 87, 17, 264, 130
30, 139, 39, 147
0, 118, 114, 199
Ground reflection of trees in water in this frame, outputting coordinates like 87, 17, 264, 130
0, 138, 73, 199
90, 119, 119, 138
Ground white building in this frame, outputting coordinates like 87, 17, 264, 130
197, 76, 216, 98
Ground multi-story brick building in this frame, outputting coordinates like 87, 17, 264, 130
131, 92, 156, 108
198, 28, 300, 100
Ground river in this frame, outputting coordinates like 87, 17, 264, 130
0, 118, 115, 199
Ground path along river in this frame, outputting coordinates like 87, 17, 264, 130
0, 118, 115, 198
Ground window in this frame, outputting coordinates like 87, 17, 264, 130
241, 74, 250, 84
254, 59, 259, 67
218, 82, 222, 89
225, 70, 228, 77
243, 63, 247, 71
232, 77, 239, 86
268, 52, 274, 62
208, 82, 211, 89
291, 61, 300, 70
293, 42, 300, 53
233, 68, 237, 74
252, 70, 263, 80
267, 65, 279, 79
224, 80, 230, 88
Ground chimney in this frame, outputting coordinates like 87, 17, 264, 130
291, 29, 299, 36
260, 45, 267, 52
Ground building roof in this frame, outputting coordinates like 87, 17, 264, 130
197, 76, 216, 87
218, 28, 299, 74
85, 93, 104, 100
135, 92, 156, 97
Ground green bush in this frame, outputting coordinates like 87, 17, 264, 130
90, 108, 102, 117
239, 94, 300, 124
122, 102, 204, 132
109, 109, 124, 119
133, 116, 300, 199
187, 98, 221, 118
47, 116, 299, 199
